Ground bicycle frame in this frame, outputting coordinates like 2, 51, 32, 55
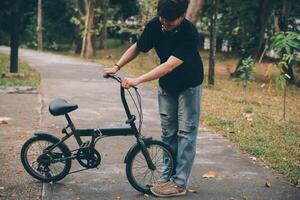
41, 75, 156, 170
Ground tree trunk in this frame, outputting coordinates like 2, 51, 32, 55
10, 2, 20, 73
80, 0, 96, 58
208, 0, 217, 85
274, 15, 281, 32
37, 0, 43, 51
99, 0, 108, 49
253, 0, 274, 60
186, 0, 204, 24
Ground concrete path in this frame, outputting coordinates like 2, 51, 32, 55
0, 46, 299, 200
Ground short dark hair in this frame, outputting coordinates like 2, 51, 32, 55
157, 0, 189, 21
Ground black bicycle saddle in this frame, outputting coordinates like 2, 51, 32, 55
49, 99, 78, 116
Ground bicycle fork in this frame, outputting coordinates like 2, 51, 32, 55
138, 138, 156, 171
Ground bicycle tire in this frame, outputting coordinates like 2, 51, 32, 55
126, 140, 175, 194
20, 135, 71, 182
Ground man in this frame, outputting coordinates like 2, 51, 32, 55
103, 0, 203, 197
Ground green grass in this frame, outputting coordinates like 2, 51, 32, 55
0, 53, 40, 88
90, 45, 300, 184
202, 78, 300, 184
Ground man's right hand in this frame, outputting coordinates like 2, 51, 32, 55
102, 65, 119, 78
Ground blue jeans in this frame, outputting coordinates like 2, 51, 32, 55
158, 85, 202, 189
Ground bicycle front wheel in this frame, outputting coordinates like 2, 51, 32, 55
126, 140, 175, 194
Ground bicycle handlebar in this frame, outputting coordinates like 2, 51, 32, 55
107, 74, 138, 90
107, 74, 122, 83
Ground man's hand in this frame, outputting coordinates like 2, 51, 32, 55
122, 77, 141, 89
102, 66, 119, 78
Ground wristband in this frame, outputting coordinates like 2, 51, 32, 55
114, 64, 121, 71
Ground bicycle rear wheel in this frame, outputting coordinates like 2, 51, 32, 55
126, 140, 175, 194
20, 135, 71, 182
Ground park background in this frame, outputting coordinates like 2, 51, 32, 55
0, 0, 299, 198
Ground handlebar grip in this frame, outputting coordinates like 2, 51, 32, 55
107, 74, 138, 90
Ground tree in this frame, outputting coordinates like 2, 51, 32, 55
9, 1, 21, 73
137, 0, 157, 25
231, 0, 275, 77
80, 0, 97, 58
109, 0, 139, 20
37, 0, 43, 51
72, 0, 111, 58
269, 31, 300, 120
208, 0, 218, 85
0, 0, 35, 73
42, 0, 77, 50
273, 0, 300, 84
233, 56, 255, 101
186, 0, 205, 24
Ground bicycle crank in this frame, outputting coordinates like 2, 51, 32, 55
76, 148, 101, 169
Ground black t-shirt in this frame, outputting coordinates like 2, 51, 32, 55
137, 17, 204, 93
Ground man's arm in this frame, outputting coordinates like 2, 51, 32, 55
116, 43, 140, 69
103, 43, 140, 77
122, 56, 183, 89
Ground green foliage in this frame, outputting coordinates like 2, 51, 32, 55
107, 0, 157, 43
270, 31, 300, 90
0, 0, 36, 43
109, 0, 139, 20
243, 106, 253, 113
21, 13, 38, 48
270, 31, 300, 55
137, 0, 157, 24
201, 0, 262, 55
275, 74, 287, 91
42, 0, 77, 45
269, 31, 299, 121
234, 56, 255, 88
107, 20, 142, 43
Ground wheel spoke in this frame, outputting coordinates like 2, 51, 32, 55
129, 143, 174, 192
23, 138, 68, 181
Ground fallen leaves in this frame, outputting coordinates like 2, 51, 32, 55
187, 188, 198, 193
242, 113, 253, 122
265, 180, 271, 187
0, 117, 11, 125
250, 156, 257, 164
202, 170, 217, 178
11, 192, 17, 197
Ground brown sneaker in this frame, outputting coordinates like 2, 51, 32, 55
150, 181, 187, 197
150, 179, 169, 187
